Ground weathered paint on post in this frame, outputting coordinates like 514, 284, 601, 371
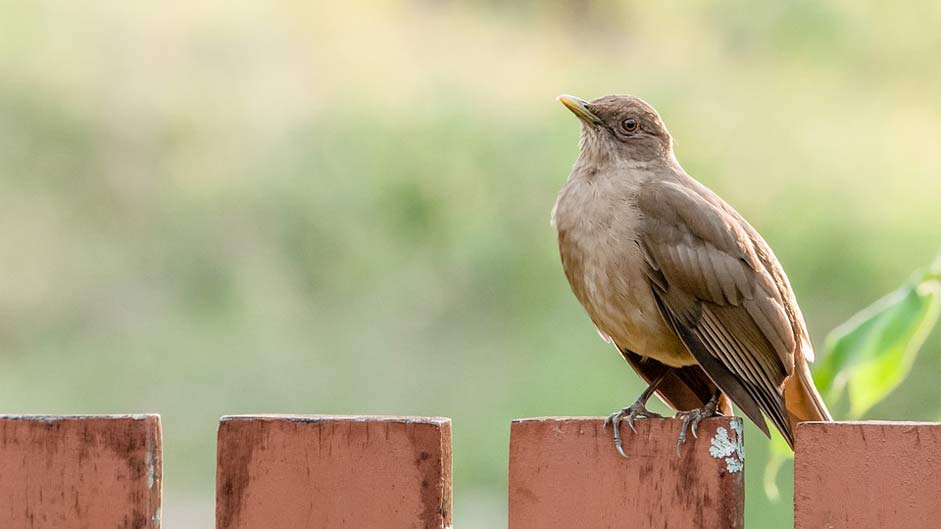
509, 416, 744, 529
795, 421, 941, 529
216, 415, 452, 529
0, 414, 162, 529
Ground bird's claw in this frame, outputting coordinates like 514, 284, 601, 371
603, 401, 663, 458
673, 398, 720, 455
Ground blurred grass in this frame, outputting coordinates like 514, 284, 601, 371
1, 1, 940, 527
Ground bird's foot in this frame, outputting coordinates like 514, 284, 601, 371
602, 401, 664, 458
673, 394, 721, 455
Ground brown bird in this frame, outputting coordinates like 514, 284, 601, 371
553, 94, 831, 455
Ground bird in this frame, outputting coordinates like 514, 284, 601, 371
552, 94, 831, 456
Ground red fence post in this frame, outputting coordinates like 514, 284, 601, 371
215, 415, 452, 529
794, 421, 941, 528
0, 414, 162, 529
509, 416, 745, 529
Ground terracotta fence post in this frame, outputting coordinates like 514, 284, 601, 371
509, 416, 745, 529
794, 421, 941, 529
215, 415, 452, 529
0, 414, 162, 529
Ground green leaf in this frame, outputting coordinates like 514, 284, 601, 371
813, 264, 941, 418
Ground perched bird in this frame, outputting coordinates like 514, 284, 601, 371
553, 94, 831, 455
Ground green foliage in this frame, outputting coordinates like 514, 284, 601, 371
764, 258, 941, 499
816, 260, 941, 417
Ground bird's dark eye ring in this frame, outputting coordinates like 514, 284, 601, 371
622, 118, 638, 132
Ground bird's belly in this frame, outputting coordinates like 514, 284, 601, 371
578, 259, 695, 368
555, 180, 694, 369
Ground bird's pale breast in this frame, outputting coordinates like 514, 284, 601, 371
554, 174, 695, 368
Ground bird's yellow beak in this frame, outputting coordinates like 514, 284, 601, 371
558, 94, 602, 125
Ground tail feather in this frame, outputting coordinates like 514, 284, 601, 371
783, 360, 832, 446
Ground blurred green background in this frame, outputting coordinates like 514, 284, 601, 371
1, 1, 940, 527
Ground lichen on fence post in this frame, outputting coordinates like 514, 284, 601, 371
508, 416, 744, 529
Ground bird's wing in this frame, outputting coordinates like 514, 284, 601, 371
637, 179, 798, 444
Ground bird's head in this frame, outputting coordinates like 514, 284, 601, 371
558, 94, 673, 163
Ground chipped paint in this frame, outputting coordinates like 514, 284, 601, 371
147, 447, 156, 489
709, 418, 745, 473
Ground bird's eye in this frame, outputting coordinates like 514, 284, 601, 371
622, 118, 638, 132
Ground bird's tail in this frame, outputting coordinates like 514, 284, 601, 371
783, 357, 832, 447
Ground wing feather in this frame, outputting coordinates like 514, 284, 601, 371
638, 179, 800, 443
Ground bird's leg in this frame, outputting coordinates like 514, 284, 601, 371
674, 390, 722, 455
603, 370, 669, 458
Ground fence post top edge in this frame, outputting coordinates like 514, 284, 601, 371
0, 414, 160, 422
218, 414, 451, 426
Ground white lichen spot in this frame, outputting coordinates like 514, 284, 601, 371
709, 418, 745, 473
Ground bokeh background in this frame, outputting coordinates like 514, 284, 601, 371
2, 1, 940, 527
